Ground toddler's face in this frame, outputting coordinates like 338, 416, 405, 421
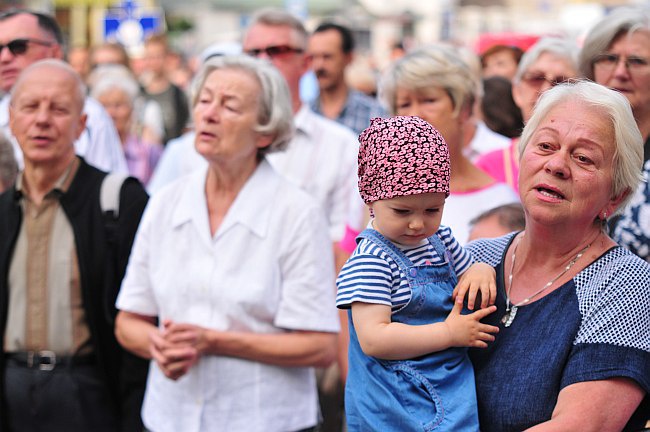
370, 193, 446, 246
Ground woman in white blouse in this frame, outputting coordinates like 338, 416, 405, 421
114, 55, 339, 432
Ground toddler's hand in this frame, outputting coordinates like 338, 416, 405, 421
444, 298, 499, 348
453, 263, 496, 310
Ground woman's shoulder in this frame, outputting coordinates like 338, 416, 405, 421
465, 233, 516, 266
576, 246, 650, 296
573, 246, 650, 351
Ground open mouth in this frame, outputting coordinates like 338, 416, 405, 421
536, 186, 565, 200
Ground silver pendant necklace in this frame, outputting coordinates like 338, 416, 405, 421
502, 234, 591, 327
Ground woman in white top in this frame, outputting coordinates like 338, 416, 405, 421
114, 55, 339, 432
379, 45, 519, 244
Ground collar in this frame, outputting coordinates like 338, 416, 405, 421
16, 156, 80, 202
172, 159, 280, 239
0, 94, 9, 127
293, 105, 316, 138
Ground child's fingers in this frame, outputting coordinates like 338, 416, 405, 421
454, 282, 469, 303
488, 281, 497, 306
479, 324, 500, 336
467, 283, 480, 310
472, 305, 497, 320
449, 296, 464, 316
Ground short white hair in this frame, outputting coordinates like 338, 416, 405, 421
518, 80, 644, 215
88, 64, 140, 103
514, 37, 579, 84
190, 54, 294, 156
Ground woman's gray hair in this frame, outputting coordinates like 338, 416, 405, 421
514, 37, 579, 84
579, 7, 650, 80
0, 134, 18, 191
518, 80, 643, 216
190, 55, 294, 156
88, 64, 140, 104
379, 44, 477, 117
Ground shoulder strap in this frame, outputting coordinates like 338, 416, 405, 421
100, 172, 129, 218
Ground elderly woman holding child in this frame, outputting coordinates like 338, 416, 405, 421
467, 81, 649, 431
114, 55, 339, 432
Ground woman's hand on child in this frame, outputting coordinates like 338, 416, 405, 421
453, 263, 496, 310
444, 298, 499, 348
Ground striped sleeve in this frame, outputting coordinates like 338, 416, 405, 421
438, 226, 473, 275
336, 251, 394, 309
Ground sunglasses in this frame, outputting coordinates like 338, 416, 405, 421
245, 45, 303, 59
521, 72, 571, 88
0, 38, 54, 56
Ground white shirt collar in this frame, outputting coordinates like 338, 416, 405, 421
172, 159, 279, 240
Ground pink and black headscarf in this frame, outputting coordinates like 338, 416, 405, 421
357, 116, 451, 204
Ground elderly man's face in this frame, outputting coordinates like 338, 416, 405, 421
243, 23, 307, 94
0, 13, 61, 93
9, 64, 86, 166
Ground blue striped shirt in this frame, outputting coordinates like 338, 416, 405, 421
336, 226, 472, 313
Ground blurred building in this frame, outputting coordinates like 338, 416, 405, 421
4, 0, 648, 68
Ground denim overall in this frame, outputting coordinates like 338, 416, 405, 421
345, 229, 479, 431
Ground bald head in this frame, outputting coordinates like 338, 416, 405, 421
12, 59, 86, 113
9, 59, 87, 168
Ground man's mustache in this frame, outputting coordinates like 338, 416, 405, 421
315, 69, 329, 79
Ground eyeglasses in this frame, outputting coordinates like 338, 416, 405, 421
0, 38, 54, 56
520, 72, 571, 88
245, 45, 303, 59
592, 53, 650, 73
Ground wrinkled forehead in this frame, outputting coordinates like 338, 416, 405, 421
13, 66, 83, 108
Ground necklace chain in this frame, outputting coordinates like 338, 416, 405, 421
502, 234, 591, 327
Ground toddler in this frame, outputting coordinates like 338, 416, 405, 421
336, 116, 499, 431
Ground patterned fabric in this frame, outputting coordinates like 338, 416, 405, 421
466, 234, 650, 431
357, 116, 450, 204
613, 159, 650, 262
309, 89, 388, 136
336, 225, 471, 312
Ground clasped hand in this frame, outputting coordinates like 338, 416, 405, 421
149, 319, 210, 381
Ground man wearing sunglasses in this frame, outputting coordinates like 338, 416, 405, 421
0, 9, 127, 174
242, 8, 358, 246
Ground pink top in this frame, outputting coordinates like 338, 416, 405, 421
475, 138, 520, 192
124, 134, 163, 186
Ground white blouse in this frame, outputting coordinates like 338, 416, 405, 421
117, 159, 339, 432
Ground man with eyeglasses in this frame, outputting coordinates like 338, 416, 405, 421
0, 9, 127, 174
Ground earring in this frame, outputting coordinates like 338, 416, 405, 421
601, 211, 608, 220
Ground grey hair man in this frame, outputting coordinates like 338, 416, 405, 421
0, 8, 127, 173
0, 59, 148, 431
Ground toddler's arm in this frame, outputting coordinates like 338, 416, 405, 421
453, 262, 496, 310
351, 299, 498, 361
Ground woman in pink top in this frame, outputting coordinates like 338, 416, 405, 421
476, 37, 581, 193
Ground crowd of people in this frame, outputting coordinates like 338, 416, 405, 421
0, 4, 648, 432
